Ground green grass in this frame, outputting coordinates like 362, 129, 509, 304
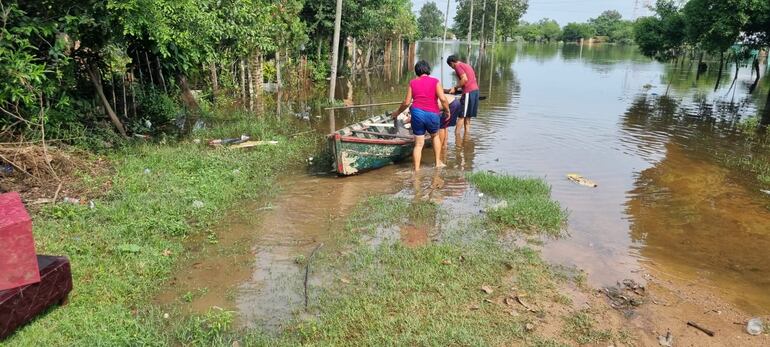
7, 114, 315, 345
467, 172, 568, 235
562, 310, 614, 345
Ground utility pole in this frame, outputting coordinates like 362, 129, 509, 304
441, 0, 451, 85
491, 0, 499, 48
479, 0, 487, 53
466, 0, 474, 58
329, 0, 343, 101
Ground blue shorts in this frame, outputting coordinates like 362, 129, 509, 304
410, 107, 440, 136
460, 90, 480, 118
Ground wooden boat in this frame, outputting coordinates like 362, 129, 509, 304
328, 113, 417, 176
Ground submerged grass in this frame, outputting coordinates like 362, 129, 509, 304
216, 188, 583, 346
467, 172, 568, 235
7, 114, 315, 345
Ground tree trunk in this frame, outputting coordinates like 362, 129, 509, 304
122, 74, 128, 119
247, 60, 254, 111
317, 38, 322, 61
178, 74, 200, 113
110, 74, 117, 112
491, 0, 499, 48
749, 58, 761, 94
762, 89, 770, 126
364, 41, 372, 69
156, 56, 168, 93
250, 53, 263, 102
134, 51, 144, 84
130, 71, 137, 118
351, 38, 358, 77
276, 49, 283, 88
479, 0, 487, 52
384, 40, 392, 66
714, 51, 724, 91
696, 52, 705, 81
240, 59, 247, 104
329, 0, 343, 100
144, 52, 155, 86
210, 62, 219, 99
88, 65, 127, 138
467, 0, 475, 58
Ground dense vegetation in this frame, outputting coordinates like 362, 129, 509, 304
514, 11, 634, 44
633, 0, 770, 124
0, 0, 417, 144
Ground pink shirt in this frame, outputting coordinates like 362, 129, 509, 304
409, 75, 441, 113
454, 62, 479, 93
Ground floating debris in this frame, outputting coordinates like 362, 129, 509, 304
567, 173, 598, 188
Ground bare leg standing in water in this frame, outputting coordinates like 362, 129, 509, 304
413, 135, 426, 171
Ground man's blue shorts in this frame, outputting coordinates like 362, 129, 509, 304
460, 90, 480, 118
410, 106, 440, 136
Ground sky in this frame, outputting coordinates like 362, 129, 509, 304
411, 0, 647, 27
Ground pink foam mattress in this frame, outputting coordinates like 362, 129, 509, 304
0, 255, 72, 340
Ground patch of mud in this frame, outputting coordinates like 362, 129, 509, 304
157, 166, 413, 330
399, 224, 430, 248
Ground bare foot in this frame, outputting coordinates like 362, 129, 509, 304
436, 162, 447, 168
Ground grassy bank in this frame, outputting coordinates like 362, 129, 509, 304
157, 173, 630, 346
6, 114, 316, 345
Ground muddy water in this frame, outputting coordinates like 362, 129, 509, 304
161, 42, 770, 327
158, 167, 415, 328
326, 42, 770, 314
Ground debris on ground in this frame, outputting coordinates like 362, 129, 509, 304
657, 330, 673, 346
746, 317, 764, 336
480, 285, 494, 294
192, 200, 205, 208
514, 295, 537, 312
228, 141, 279, 149
761, 190, 770, 195
208, 135, 250, 146
687, 320, 715, 336
603, 279, 645, 315
62, 197, 95, 208
567, 173, 598, 188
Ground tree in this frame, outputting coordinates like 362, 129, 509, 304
562, 23, 596, 42
538, 18, 562, 42
453, 0, 527, 42
683, 0, 749, 54
590, 10, 623, 37
633, 0, 686, 60
418, 2, 444, 39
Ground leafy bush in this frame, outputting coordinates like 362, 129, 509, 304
134, 88, 181, 134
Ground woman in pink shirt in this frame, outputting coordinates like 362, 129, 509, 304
391, 60, 451, 171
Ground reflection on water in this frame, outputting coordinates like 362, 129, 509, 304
316, 42, 770, 315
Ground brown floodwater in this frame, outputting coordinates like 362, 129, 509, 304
160, 42, 770, 327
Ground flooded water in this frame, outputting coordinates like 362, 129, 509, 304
161, 42, 770, 326
324, 42, 770, 314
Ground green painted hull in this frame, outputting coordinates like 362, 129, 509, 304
328, 114, 416, 175
331, 138, 414, 175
